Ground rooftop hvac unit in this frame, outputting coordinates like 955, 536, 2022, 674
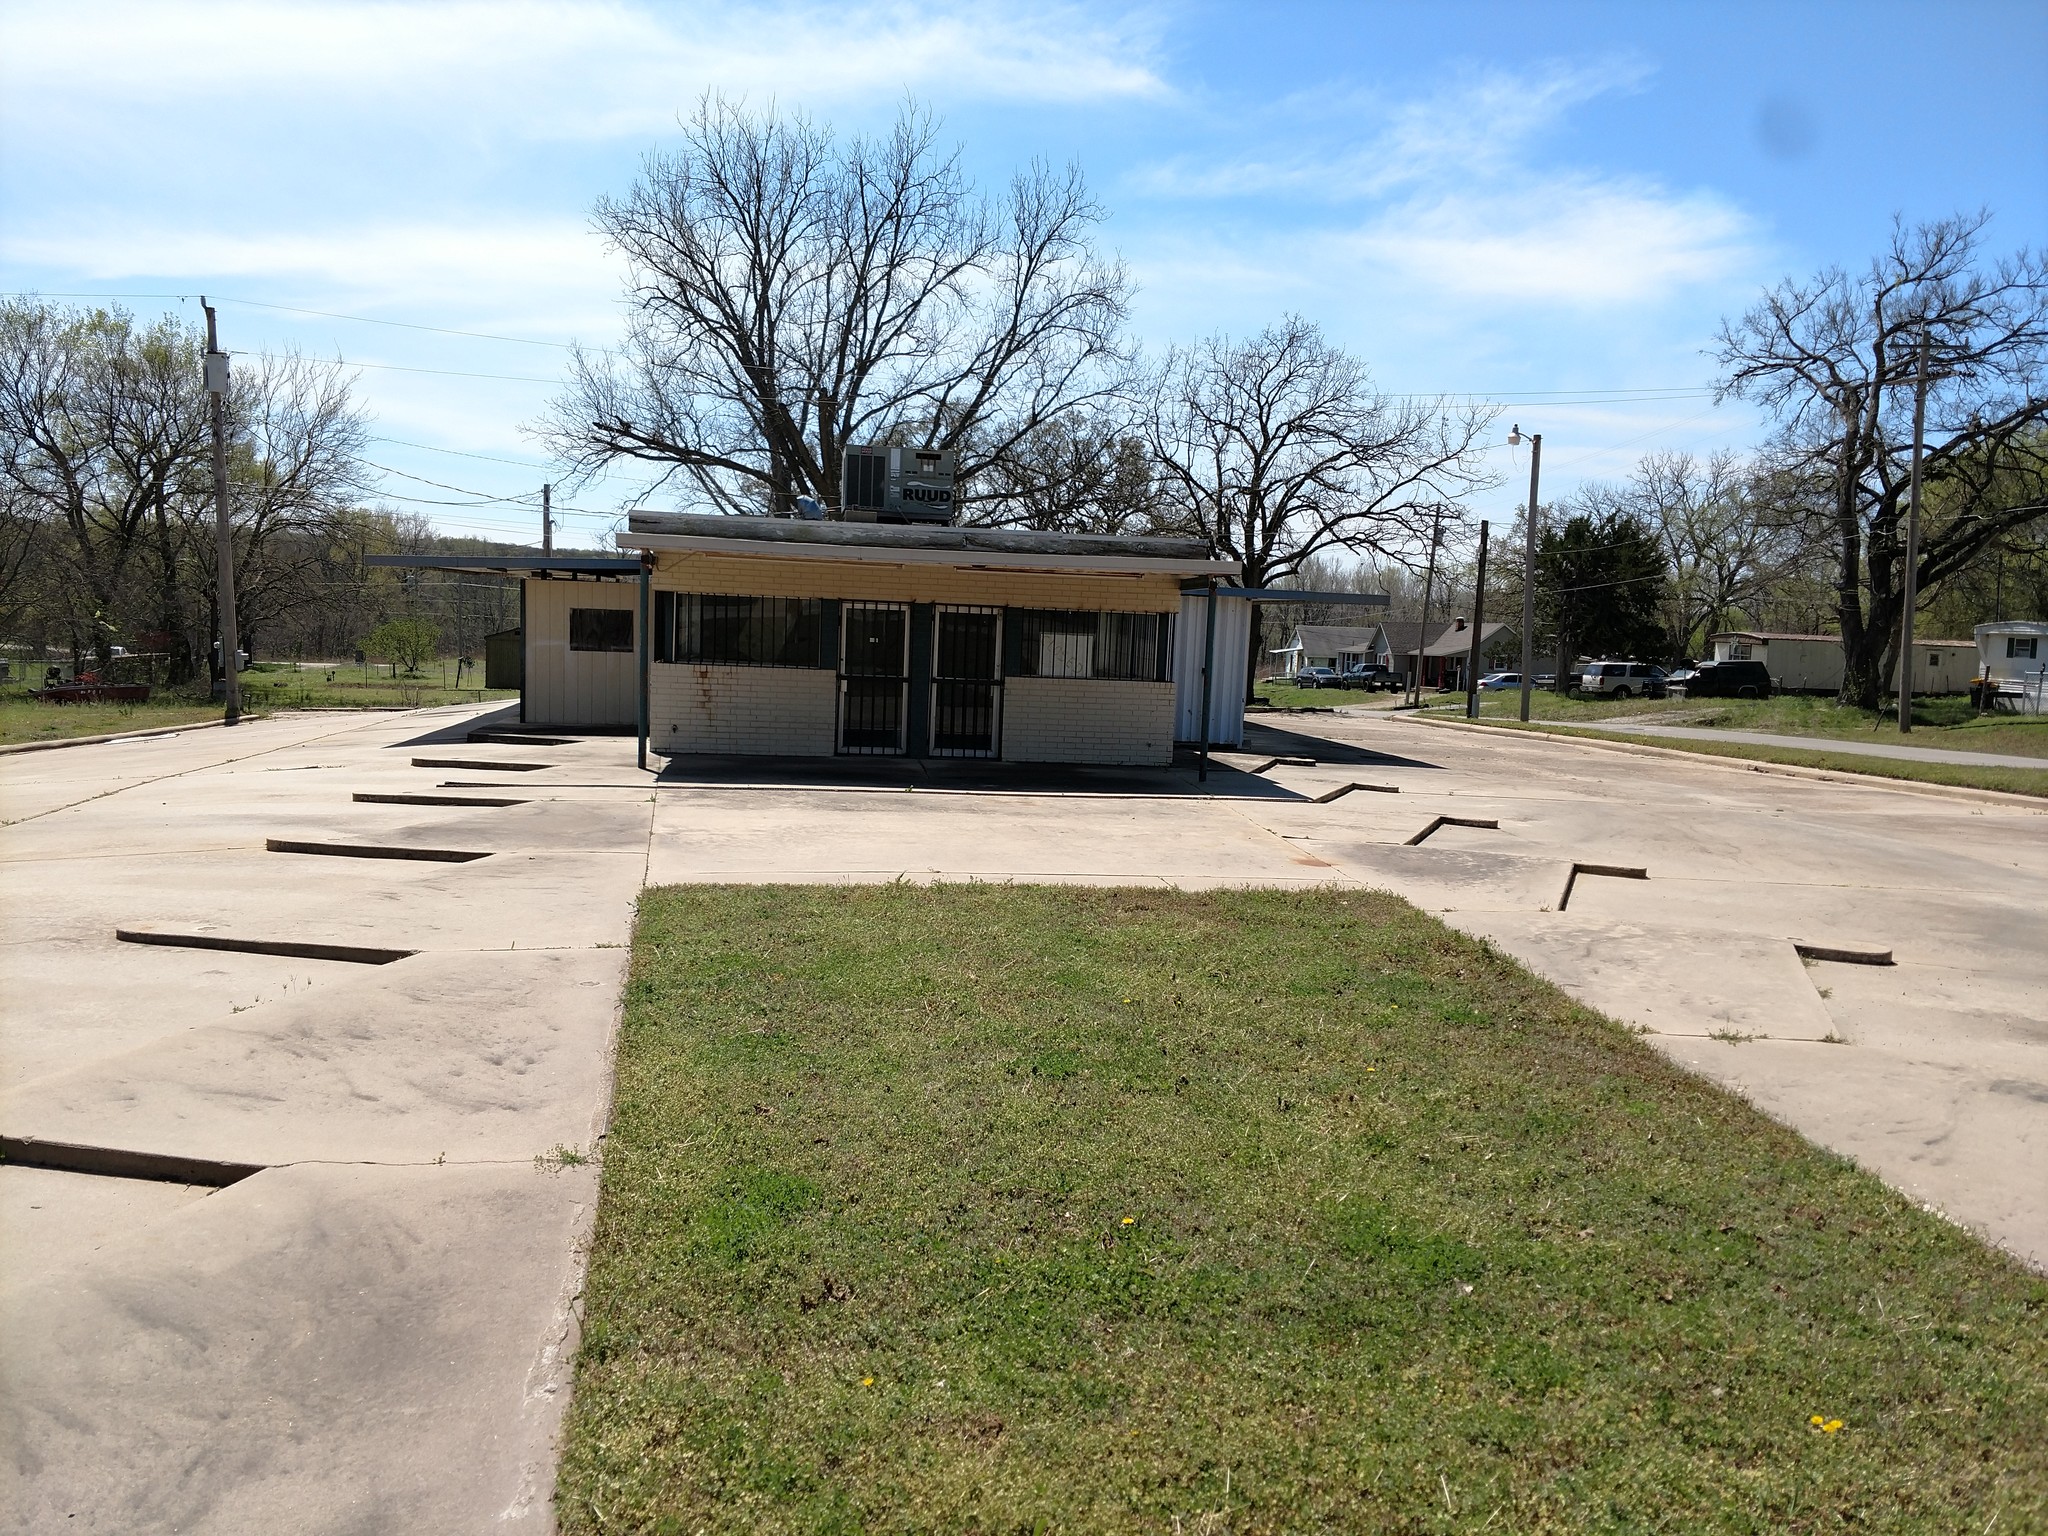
840, 444, 957, 524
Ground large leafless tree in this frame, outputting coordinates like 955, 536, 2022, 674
1143, 317, 1496, 695
1717, 213, 2048, 707
543, 97, 1132, 515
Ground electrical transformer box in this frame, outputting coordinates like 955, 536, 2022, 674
840, 445, 957, 524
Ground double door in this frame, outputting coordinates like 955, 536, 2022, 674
835, 603, 1001, 757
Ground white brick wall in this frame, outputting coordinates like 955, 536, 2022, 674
1002, 678, 1175, 766
652, 663, 836, 756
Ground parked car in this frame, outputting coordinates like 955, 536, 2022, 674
1341, 663, 1395, 691
1576, 660, 1667, 700
1291, 666, 1342, 689
1477, 671, 1522, 691
1669, 658, 1773, 699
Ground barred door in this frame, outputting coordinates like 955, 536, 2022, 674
929, 606, 1001, 757
838, 602, 908, 754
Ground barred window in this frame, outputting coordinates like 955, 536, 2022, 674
569, 608, 633, 652
654, 593, 824, 667
1012, 610, 1164, 681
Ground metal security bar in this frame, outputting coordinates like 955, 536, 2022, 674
838, 602, 909, 754
1012, 610, 1165, 681
653, 593, 824, 667
929, 606, 1001, 757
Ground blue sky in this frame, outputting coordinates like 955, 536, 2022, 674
3, 0, 2043, 551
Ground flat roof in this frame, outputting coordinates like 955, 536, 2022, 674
619, 511, 1238, 578
366, 554, 640, 578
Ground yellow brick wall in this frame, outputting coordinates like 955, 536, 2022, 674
1003, 678, 1175, 766
651, 550, 1182, 613
652, 663, 836, 756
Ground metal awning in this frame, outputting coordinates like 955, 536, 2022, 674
1179, 585, 1389, 605
366, 554, 641, 580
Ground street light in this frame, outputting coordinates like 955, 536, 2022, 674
1507, 424, 1542, 723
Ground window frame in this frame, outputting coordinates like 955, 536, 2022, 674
653, 592, 827, 669
1008, 609, 1168, 682
568, 607, 634, 654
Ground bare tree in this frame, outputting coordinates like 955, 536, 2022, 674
961, 406, 1159, 532
542, 97, 1132, 515
221, 349, 372, 660
1586, 450, 1807, 658
1144, 317, 1496, 696
1716, 213, 2048, 707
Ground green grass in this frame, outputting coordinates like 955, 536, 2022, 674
0, 663, 514, 745
1252, 681, 1389, 710
561, 885, 2048, 1533
1428, 715, 2048, 799
0, 692, 223, 746
236, 660, 514, 711
1426, 690, 2048, 759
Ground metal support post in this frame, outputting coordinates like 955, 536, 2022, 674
1899, 325, 1929, 733
1516, 431, 1541, 721
637, 558, 651, 772
1465, 520, 1490, 719
201, 298, 240, 725
1198, 577, 1217, 783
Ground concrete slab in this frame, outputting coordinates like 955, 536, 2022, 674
0, 1161, 594, 1534
2, 948, 626, 1167
1304, 840, 1572, 912
0, 1164, 214, 1278
0, 936, 363, 1092
646, 788, 1317, 885
1449, 913, 1839, 1040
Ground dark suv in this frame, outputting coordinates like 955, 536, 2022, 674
1341, 663, 1393, 691
1670, 659, 1773, 699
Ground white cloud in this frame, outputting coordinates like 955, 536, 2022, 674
1126, 57, 1757, 311
1, 218, 616, 336
1136, 59, 1645, 201
2, 0, 1169, 143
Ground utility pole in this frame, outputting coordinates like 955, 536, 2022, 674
1509, 426, 1542, 721
542, 483, 554, 555
201, 298, 241, 726
1409, 508, 1443, 706
1465, 520, 1491, 718
1899, 324, 1930, 734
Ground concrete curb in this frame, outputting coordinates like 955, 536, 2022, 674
1406, 713, 2048, 810
0, 717, 230, 756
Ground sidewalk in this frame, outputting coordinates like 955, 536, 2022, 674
1594, 720, 2048, 770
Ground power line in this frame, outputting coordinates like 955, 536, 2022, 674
245, 349, 558, 384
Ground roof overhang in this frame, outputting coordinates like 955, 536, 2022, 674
619, 530, 1237, 579
367, 554, 641, 580
1180, 585, 1388, 605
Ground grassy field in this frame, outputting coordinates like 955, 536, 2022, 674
236, 660, 515, 711
1444, 720, 2048, 800
0, 691, 222, 746
1422, 689, 2048, 759
0, 664, 513, 746
560, 884, 2048, 1533
1252, 681, 1392, 711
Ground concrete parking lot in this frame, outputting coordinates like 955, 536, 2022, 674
3, 699, 2042, 1530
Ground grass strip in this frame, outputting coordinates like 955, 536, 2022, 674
0, 698, 224, 747
1448, 718, 2048, 799
562, 885, 2047, 1533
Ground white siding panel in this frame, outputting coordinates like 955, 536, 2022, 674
1172, 592, 1249, 746
524, 579, 638, 726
